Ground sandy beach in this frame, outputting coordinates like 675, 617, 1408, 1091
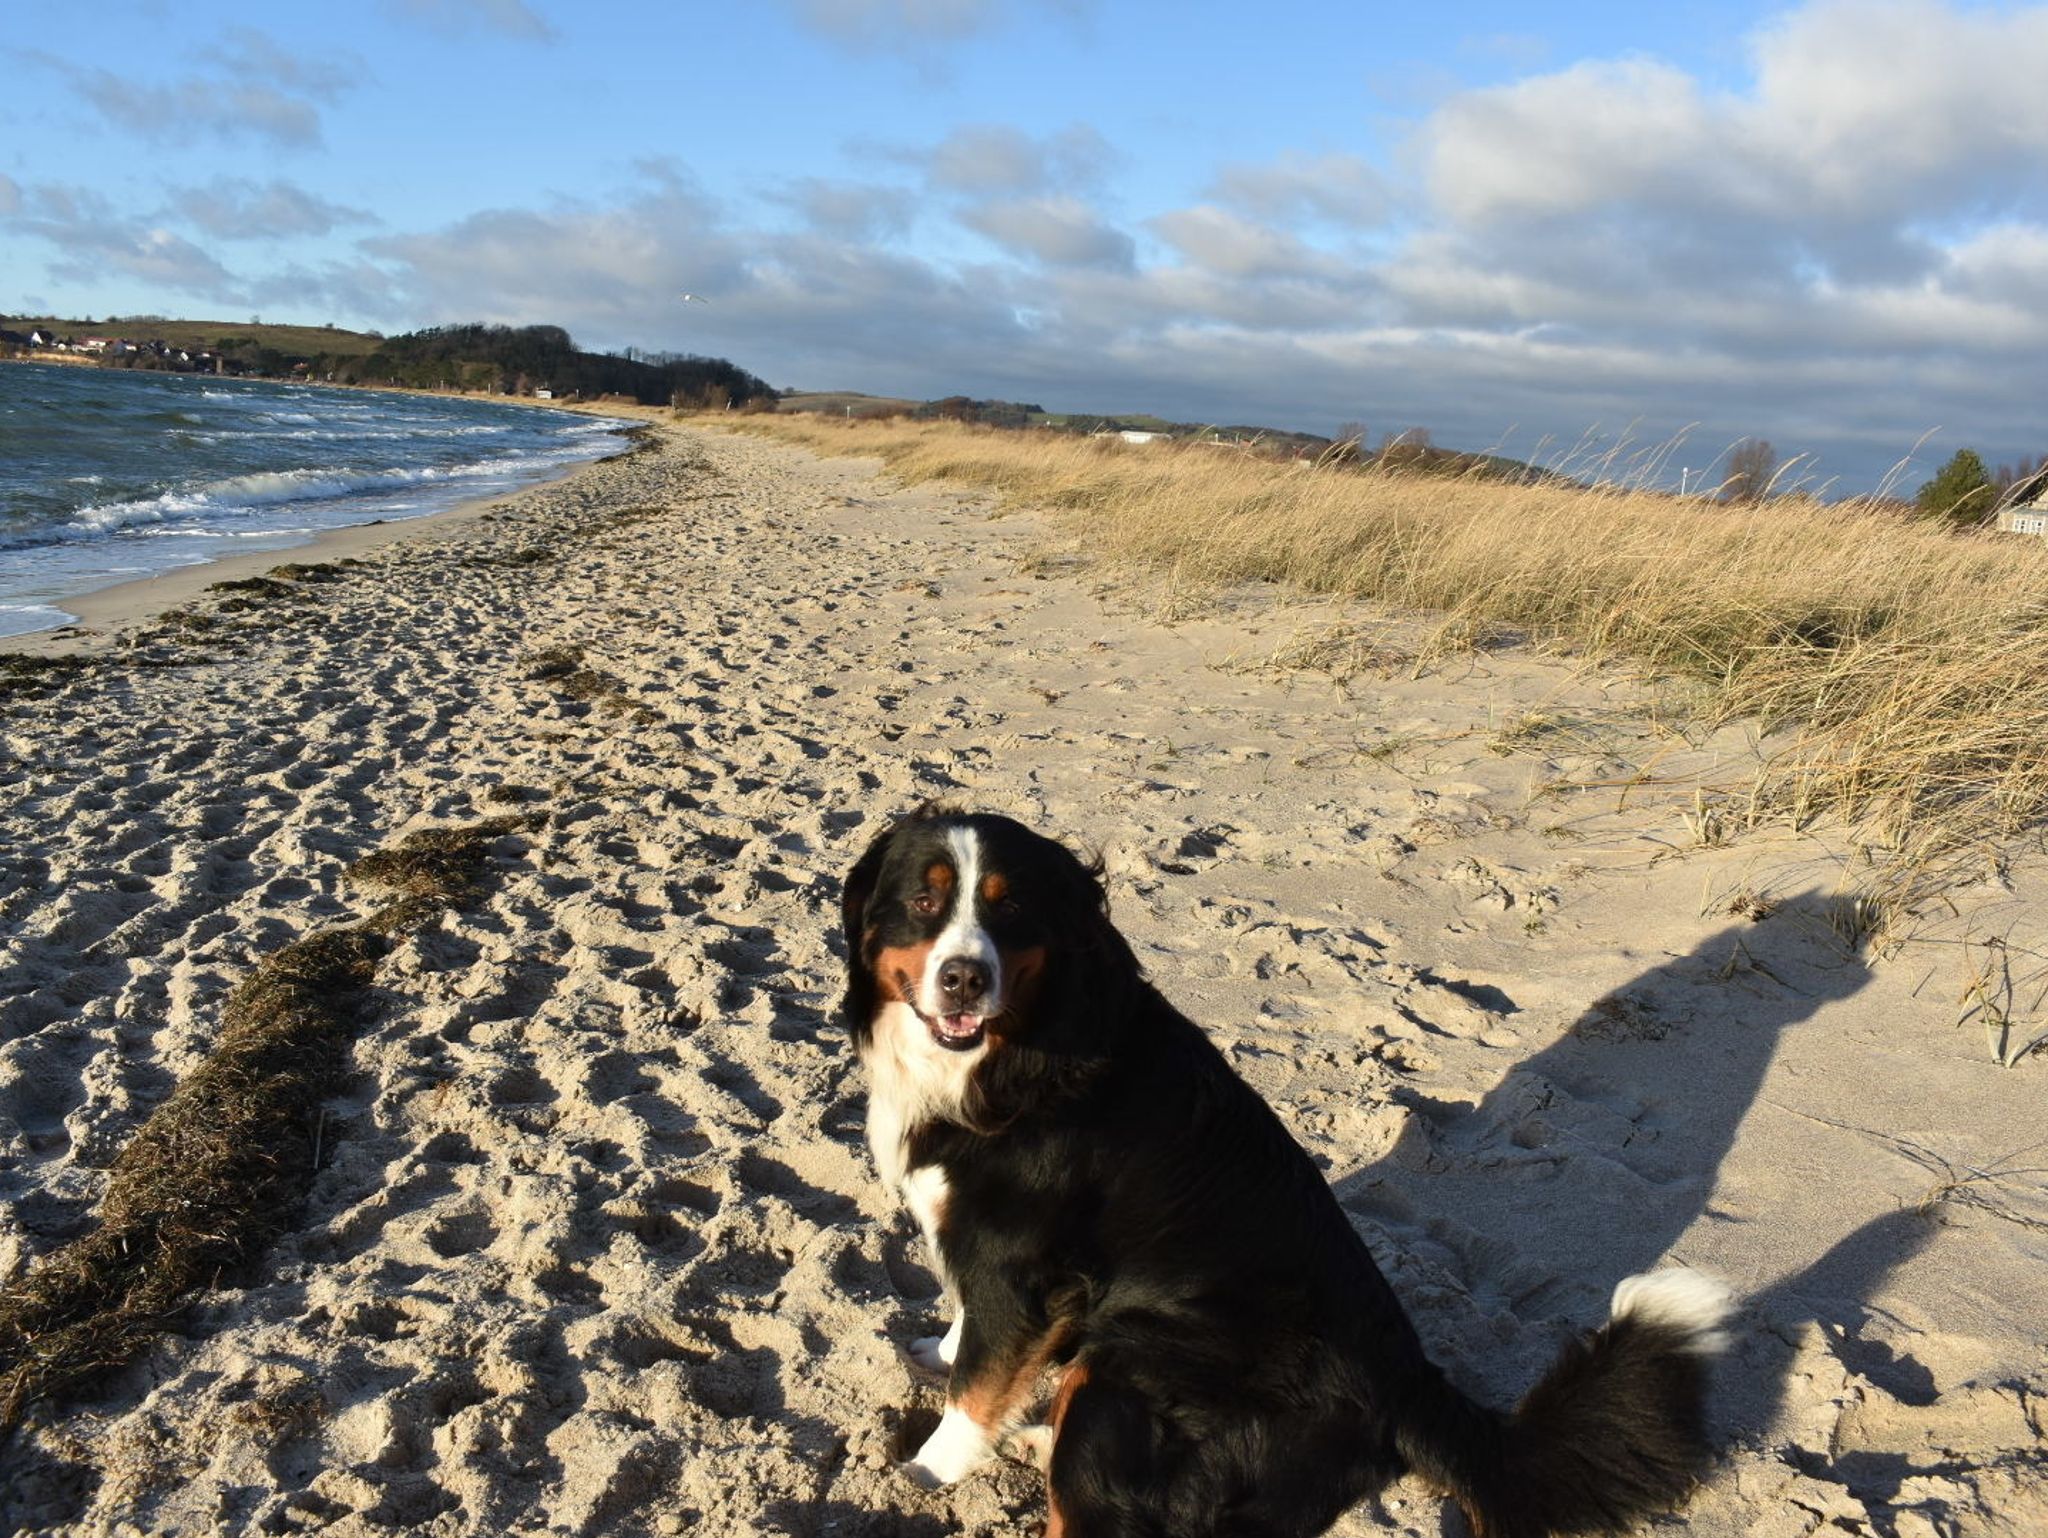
2, 420, 2042, 1537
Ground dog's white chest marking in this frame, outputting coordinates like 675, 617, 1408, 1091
860, 990, 980, 1185
902, 1163, 950, 1250
865, 1050, 955, 1287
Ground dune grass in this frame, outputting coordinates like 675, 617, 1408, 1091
719, 414, 2048, 908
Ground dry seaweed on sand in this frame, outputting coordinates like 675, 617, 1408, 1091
0, 654, 95, 704
0, 814, 539, 1427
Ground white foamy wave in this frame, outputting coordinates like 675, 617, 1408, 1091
66, 451, 602, 537
0, 603, 81, 638
71, 465, 450, 534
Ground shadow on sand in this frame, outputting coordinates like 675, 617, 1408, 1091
1334, 893, 1940, 1466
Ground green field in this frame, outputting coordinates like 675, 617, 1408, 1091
776, 390, 922, 415
8, 316, 385, 359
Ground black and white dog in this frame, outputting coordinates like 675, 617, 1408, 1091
840, 805, 1730, 1538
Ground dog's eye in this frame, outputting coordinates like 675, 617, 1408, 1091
911, 891, 942, 916
991, 897, 1020, 918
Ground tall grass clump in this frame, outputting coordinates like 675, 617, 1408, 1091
718, 414, 2048, 899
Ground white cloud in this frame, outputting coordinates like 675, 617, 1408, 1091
1209, 151, 1390, 228
1425, 0, 2048, 235
1424, 57, 1726, 227
1743, 0, 2048, 208
767, 177, 918, 239
782, 0, 1087, 50
1148, 206, 1342, 281
176, 179, 378, 241
1, 178, 240, 298
41, 30, 361, 149
387, 0, 556, 40
959, 195, 1132, 267
920, 123, 1114, 194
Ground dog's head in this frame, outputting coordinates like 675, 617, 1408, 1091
839, 805, 1136, 1089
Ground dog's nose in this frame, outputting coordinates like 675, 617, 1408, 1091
936, 957, 990, 1010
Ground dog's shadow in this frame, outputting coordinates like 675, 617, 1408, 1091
1333, 893, 1930, 1460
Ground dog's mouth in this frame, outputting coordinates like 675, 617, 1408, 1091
919, 1007, 988, 1052
892, 972, 992, 1051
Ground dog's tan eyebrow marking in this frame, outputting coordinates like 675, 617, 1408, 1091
979, 872, 1008, 904
925, 862, 955, 891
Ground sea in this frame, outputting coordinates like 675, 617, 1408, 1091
0, 362, 635, 637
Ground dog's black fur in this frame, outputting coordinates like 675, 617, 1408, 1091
841, 806, 1726, 1538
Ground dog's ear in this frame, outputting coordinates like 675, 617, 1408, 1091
840, 820, 897, 963
1041, 834, 1140, 1016
837, 820, 901, 1038
1057, 839, 1125, 945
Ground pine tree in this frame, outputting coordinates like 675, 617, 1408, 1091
1917, 449, 1994, 526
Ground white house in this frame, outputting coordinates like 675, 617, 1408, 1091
1996, 504, 2048, 536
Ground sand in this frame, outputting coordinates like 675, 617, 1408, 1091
1, 421, 2042, 1537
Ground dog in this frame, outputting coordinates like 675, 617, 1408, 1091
839, 805, 1730, 1538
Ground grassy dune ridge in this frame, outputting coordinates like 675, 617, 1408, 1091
720, 413, 2048, 907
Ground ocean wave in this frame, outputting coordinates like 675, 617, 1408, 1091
65, 450, 601, 537
0, 379, 629, 612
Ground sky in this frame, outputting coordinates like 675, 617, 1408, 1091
4, 0, 2047, 491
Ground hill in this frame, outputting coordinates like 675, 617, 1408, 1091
354, 324, 773, 407
8, 316, 385, 359
4, 316, 776, 409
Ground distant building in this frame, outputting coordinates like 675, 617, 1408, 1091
1996, 504, 2048, 536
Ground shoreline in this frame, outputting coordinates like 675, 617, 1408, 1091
0, 387, 662, 659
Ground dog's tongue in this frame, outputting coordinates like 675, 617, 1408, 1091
937, 1012, 981, 1040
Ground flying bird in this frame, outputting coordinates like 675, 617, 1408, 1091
678, 293, 709, 304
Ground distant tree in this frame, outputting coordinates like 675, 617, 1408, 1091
1992, 451, 2048, 509
1322, 421, 1368, 467
1723, 438, 1778, 504
1916, 449, 1995, 526
1378, 427, 1433, 468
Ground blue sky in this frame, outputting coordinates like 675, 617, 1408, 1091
5, 0, 2046, 489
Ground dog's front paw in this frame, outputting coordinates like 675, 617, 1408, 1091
903, 1406, 992, 1489
907, 1315, 962, 1376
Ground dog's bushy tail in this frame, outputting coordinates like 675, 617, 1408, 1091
1394, 1270, 1733, 1538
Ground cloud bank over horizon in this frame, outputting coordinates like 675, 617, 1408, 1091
5, 0, 2046, 489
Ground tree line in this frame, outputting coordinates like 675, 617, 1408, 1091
1719, 438, 2044, 524
352, 324, 775, 407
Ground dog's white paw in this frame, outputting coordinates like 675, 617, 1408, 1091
904, 1406, 991, 1489
907, 1313, 963, 1376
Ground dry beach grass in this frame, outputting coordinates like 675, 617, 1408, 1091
0, 420, 2042, 1536
727, 414, 2048, 917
